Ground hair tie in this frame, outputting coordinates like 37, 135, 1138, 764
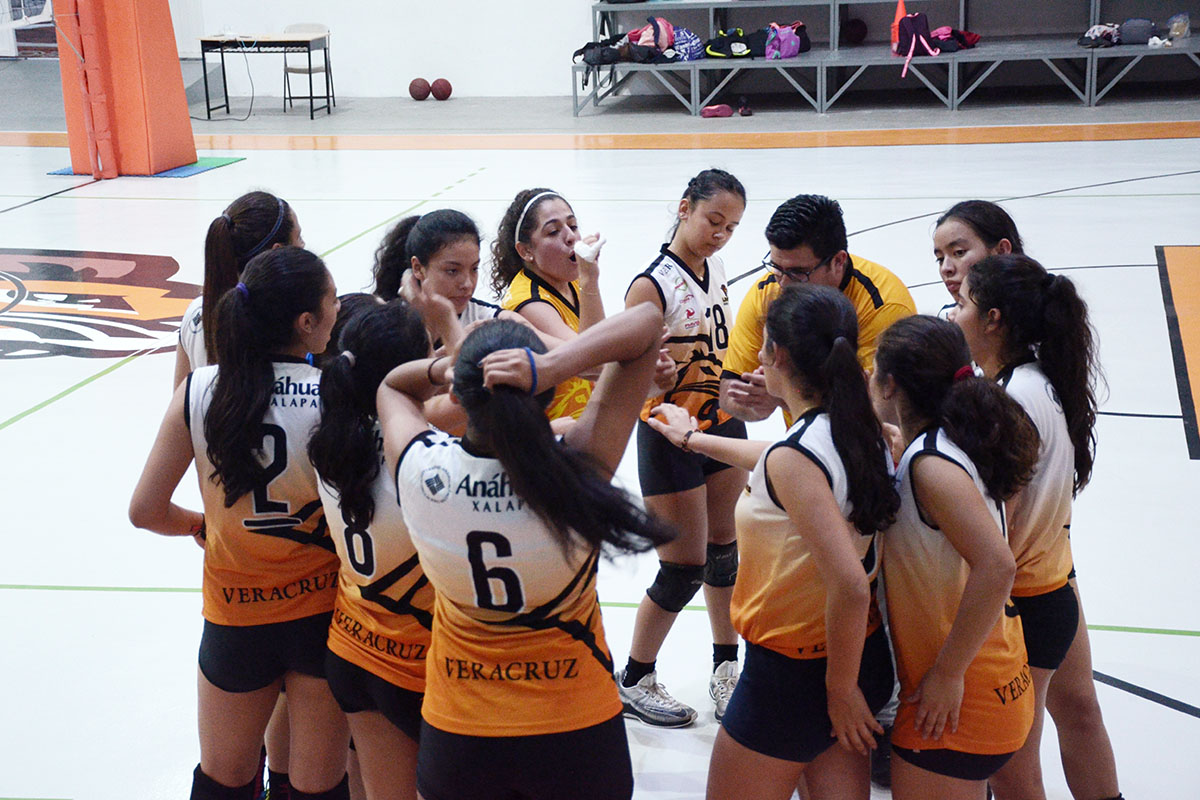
235, 281, 249, 300
513, 191, 561, 244
953, 364, 974, 382
523, 346, 539, 395
832, 335, 849, 349
341, 350, 356, 367
243, 198, 287, 260
220, 213, 232, 224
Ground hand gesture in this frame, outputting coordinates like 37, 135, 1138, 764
646, 402, 697, 449
479, 347, 540, 393
400, 270, 460, 346
906, 665, 964, 742
727, 367, 780, 417
574, 234, 605, 283
827, 685, 884, 755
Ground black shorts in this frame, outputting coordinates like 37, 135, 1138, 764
636, 417, 747, 497
1012, 582, 1079, 670
416, 713, 632, 800
893, 746, 1014, 781
199, 611, 333, 693
721, 627, 894, 764
325, 650, 424, 742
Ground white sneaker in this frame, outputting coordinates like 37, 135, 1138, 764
710, 660, 739, 721
616, 669, 697, 727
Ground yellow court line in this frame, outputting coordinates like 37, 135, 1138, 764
4, 121, 1200, 152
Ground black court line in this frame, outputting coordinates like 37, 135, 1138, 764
1093, 670, 1200, 719
845, 168, 1200, 239
1097, 411, 1183, 419
901, 263, 1159, 291
1156, 246, 1200, 459
0, 180, 98, 215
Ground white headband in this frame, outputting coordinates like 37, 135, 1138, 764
514, 191, 562, 245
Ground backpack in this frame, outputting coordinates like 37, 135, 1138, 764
628, 17, 675, 51
572, 32, 626, 68
766, 21, 811, 59
705, 28, 753, 58
1118, 18, 1155, 45
897, 13, 940, 77
674, 26, 705, 60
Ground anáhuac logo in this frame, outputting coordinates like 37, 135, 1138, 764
0, 248, 199, 359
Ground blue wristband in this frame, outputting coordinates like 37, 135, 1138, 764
523, 347, 538, 395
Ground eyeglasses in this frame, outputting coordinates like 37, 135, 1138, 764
762, 253, 832, 283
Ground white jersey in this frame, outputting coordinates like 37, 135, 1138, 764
633, 245, 731, 428
187, 358, 336, 625
459, 297, 502, 327
999, 359, 1075, 595
179, 296, 207, 370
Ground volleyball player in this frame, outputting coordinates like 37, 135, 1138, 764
872, 315, 1039, 798
719, 194, 915, 424
931, 201, 1022, 317
308, 301, 435, 800
649, 285, 897, 800
489, 188, 605, 421
130, 246, 350, 800
175, 191, 303, 387
617, 168, 748, 726
377, 279, 673, 800
955, 255, 1122, 800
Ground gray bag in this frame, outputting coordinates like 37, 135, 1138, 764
1119, 18, 1155, 45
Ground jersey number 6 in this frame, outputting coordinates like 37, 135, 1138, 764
466, 530, 525, 612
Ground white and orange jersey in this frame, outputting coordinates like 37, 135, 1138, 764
1000, 359, 1075, 596
179, 296, 207, 371
886, 428, 1034, 755
317, 423, 433, 693
187, 359, 338, 626
396, 428, 621, 736
731, 409, 883, 658
633, 246, 732, 430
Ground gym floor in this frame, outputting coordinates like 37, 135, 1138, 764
1, 57, 1198, 799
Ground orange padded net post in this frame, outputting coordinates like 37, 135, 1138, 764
56, 0, 196, 177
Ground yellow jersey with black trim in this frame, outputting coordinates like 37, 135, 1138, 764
731, 409, 883, 658
633, 245, 732, 430
317, 423, 433, 693
186, 360, 338, 626
886, 428, 1034, 755
1000, 360, 1076, 597
723, 256, 916, 426
500, 268, 593, 421
396, 428, 622, 736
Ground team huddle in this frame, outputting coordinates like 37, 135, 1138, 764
129, 172, 1122, 800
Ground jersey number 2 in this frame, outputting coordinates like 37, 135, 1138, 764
466, 530, 525, 612
253, 424, 289, 515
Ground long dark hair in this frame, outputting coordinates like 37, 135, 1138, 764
309, 301, 429, 528
765, 285, 898, 534
312, 293, 385, 371
202, 191, 296, 362
205, 247, 330, 508
876, 316, 1039, 501
489, 188, 569, 300
373, 209, 481, 299
936, 200, 1024, 255
669, 168, 746, 239
967, 254, 1100, 494
452, 320, 674, 555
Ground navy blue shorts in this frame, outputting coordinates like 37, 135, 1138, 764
893, 746, 1014, 780
721, 627, 894, 764
1012, 582, 1079, 670
636, 417, 747, 497
198, 611, 332, 693
325, 650, 424, 742
417, 713, 632, 800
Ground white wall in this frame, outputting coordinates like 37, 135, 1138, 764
172, 0, 593, 98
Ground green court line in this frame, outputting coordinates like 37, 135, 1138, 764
0, 168, 487, 435
0, 349, 149, 432
3, 584, 1198, 638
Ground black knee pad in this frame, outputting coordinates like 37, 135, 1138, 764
291, 774, 350, 800
704, 541, 738, 587
646, 561, 704, 613
189, 765, 257, 800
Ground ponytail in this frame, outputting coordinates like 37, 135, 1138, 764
967, 255, 1100, 493
205, 247, 330, 507
373, 215, 421, 299
309, 301, 429, 527
453, 320, 674, 555
202, 191, 296, 363
765, 285, 898, 534
876, 315, 1039, 501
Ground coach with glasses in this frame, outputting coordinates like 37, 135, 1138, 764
719, 194, 916, 425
